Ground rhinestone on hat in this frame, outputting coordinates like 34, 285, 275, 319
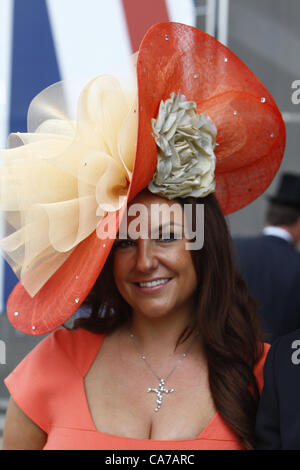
233, 110, 238, 115
165, 34, 169, 40
194, 73, 198, 79
32, 326, 36, 331
261, 97, 266, 103
14, 311, 19, 317
75, 298, 80, 303
224, 57, 228, 62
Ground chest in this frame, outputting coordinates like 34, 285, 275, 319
84, 345, 216, 440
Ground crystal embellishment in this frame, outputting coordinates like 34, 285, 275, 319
147, 379, 175, 412
261, 97, 266, 103
129, 331, 199, 413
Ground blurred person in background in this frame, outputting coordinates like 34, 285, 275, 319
255, 326, 300, 449
234, 173, 300, 343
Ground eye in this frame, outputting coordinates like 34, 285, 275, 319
158, 232, 177, 243
114, 239, 136, 249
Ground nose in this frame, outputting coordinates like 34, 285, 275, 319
135, 240, 158, 273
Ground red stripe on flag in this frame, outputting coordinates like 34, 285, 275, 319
121, 0, 169, 52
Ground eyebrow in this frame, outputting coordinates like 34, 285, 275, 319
153, 222, 183, 231
117, 222, 183, 239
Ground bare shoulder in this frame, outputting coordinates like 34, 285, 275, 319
2, 397, 47, 450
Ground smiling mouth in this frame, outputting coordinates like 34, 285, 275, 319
135, 278, 172, 288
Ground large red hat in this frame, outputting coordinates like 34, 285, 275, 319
3, 22, 285, 335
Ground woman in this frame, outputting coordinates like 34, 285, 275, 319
1, 22, 285, 450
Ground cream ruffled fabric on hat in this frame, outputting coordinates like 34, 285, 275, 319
0, 75, 137, 297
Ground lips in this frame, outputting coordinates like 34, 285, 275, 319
138, 278, 170, 287
133, 277, 172, 292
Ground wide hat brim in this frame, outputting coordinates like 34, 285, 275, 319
7, 22, 286, 335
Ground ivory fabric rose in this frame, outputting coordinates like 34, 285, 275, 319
148, 92, 217, 199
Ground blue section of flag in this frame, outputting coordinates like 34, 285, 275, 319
4, 0, 61, 306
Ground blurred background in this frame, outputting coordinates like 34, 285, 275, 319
0, 0, 299, 440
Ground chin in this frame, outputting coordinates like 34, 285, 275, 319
132, 303, 178, 320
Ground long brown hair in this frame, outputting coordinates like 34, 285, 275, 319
74, 193, 264, 449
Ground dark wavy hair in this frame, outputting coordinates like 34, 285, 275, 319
74, 193, 264, 449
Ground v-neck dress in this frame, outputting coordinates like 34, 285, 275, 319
4, 327, 269, 450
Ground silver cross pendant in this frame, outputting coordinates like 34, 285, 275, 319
147, 378, 174, 412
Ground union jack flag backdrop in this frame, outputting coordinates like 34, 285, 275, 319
0, 0, 195, 312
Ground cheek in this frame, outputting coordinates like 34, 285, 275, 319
176, 250, 198, 289
113, 249, 131, 278
112, 252, 126, 289
113, 251, 133, 296
189, 267, 198, 293
112, 254, 135, 307
185, 264, 197, 290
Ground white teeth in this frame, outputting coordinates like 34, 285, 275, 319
138, 279, 169, 288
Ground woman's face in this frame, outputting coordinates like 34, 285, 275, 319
113, 191, 198, 321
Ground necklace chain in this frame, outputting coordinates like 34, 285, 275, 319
129, 330, 199, 412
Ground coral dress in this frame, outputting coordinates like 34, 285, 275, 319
4, 328, 268, 450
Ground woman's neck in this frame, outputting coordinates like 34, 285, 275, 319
126, 310, 198, 358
